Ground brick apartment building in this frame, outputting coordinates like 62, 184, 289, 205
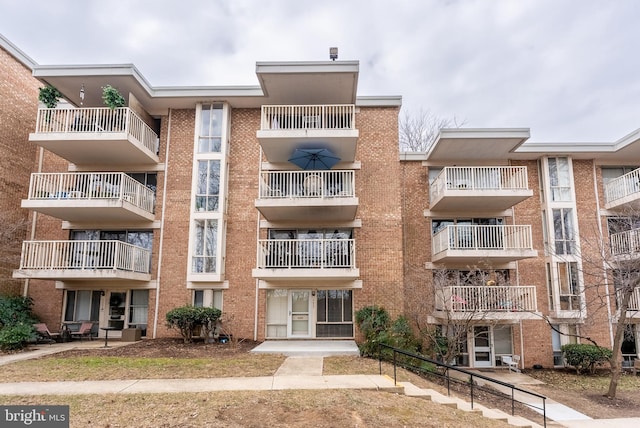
2, 34, 639, 369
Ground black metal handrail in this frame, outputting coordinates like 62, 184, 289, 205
378, 343, 547, 427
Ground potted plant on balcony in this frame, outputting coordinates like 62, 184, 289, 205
38, 85, 62, 123
101, 85, 126, 131
38, 85, 62, 108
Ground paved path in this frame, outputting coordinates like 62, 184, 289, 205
2, 344, 639, 427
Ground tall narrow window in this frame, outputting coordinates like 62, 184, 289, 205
198, 104, 223, 153
558, 262, 580, 311
129, 290, 149, 336
195, 160, 220, 212
192, 219, 218, 273
553, 208, 575, 255
548, 157, 572, 201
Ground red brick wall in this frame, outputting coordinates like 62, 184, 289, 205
0, 45, 39, 295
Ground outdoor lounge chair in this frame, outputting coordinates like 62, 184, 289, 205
70, 322, 94, 341
34, 323, 61, 344
501, 355, 521, 373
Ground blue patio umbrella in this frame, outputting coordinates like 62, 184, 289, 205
288, 148, 341, 170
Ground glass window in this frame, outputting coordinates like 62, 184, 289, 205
193, 290, 223, 310
548, 157, 572, 201
316, 290, 353, 338
129, 290, 148, 336
195, 160, 220, 212
198, 104, 223, 153
553, 208, 575, 255
558, 262, 580, 310
64, 290, 101, 322
192, 219, 218, 273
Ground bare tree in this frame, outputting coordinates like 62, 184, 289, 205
409, 267, 510, 367
399, 108, 464, 152
534, 212, 640, 398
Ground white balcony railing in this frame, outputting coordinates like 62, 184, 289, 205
432, 225, 534, 254
604, 169, 640, 206
617, 288, 640, 312
257, 239, 356, 269
259, 170, 355, 199
19, 240, 151, 273
34, 107, 159, 155
260, 104, 355, 131
611, 229, 640, 257
27, 172, 155, 213
437, 285, 538, 312
430, 166, 529, 203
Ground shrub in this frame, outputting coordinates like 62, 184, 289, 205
165, 305, 222, 344
0, 295, 37, 328
355, 307, 420, 357
0, 323, 36, 351
561, 343, 613, 374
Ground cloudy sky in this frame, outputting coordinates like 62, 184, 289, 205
1, 0, 638, 142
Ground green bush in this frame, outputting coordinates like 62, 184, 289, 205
101, 85, 125, 109
165, 305, 222, 343
0, 323, 37, 351
355, 307, 420, 357
0, 295, 37, 328
561, 343, 613, 374
38, 85, 62, 109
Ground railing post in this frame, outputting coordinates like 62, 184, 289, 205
543, 397, 547, 428
470, 373, 474, 409
393, 350, 397, 385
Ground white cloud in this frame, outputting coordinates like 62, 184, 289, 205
0, 0, 638, 141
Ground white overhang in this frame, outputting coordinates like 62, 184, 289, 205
30, 60, 386, 117
425, 128, 530, 162
420, 127, 640, 164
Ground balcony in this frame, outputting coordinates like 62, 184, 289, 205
13, 240, 151, 281
21, 172, 155, 222
256, 104, 358, 163
616, 288, 640, 320
29, 107, 159, 165
430, 166, 532, 211
432, 225, 537, 263
255, 170, 357, 221
604, 169, 640, 211
610, 229, 640, 262
434, 285, 538, 320
252, 238, 359, 280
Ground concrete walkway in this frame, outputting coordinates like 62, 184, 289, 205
2, 343, 640, 427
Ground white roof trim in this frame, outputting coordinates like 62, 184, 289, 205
0, 33, 37, 69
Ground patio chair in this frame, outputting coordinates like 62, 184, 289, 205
33, 323, 61, 344
70, 322, 94, 341
501, 355, 521, 373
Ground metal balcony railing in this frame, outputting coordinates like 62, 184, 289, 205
256, 238, 356, 269
260, 104, 356, 131
34, 107, 159, 154
430, 166, 529, 203
436, 285, 538, 312
19, 240, 151, 273
432, 225, 534, 254
604, 169, 640, 206
259, 170, 355, 199
611, 229, 640, 257
27, 172, 155, 213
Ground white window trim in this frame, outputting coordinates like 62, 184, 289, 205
187, 103, 230, 283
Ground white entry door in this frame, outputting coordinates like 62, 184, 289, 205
473, 326, 493, 368
288, 290, 311, 337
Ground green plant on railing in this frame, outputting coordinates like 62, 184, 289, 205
38, 85, 62, 109
101, 85, 126, 110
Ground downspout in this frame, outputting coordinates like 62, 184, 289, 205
254, 147, 263, 341
23, 147, 45, 297
152, 109, 171, 338
593, 162, 614, 346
